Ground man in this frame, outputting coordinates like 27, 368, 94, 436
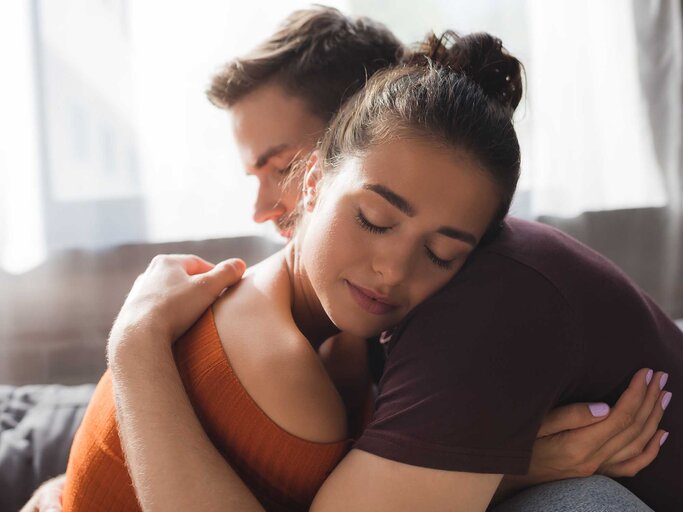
22, 6, 667, 511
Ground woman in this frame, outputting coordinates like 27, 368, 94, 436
62, 31, 673, 512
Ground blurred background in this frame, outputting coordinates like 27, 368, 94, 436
0, 0, 681, 385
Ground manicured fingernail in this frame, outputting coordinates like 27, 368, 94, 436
659, 373, 669, 390
646, 369, 653, 385
660, 431, 669, 446
589, 403, 610, 417
662, 391, 672, 410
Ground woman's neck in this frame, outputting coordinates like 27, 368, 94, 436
283, 243, 339, 348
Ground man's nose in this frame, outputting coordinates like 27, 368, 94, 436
252, 186, 287, 224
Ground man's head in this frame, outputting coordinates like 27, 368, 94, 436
207, 6, 403, 237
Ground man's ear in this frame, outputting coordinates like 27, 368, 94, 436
303, 151, 324, 211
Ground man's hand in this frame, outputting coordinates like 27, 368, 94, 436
496, 368, 671, 501
20, 474, 65, 512
107, 254, 246, 361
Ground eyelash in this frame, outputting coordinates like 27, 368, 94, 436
355, 210, 389, 234
355, 210, 455, 270
424, 247, 454, 270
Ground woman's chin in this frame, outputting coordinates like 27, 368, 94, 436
326, 311, 387, 340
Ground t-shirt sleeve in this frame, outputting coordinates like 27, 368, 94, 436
353, 253, 580, 475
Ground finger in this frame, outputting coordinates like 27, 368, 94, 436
582, 368, 651, 443
176, 254, 217, 276
603, 389, 671, 464
601, 429, 668, 478
538, 401, 610, 437
148, 254, 216, 276
594, 370, 668, 461
192, 258, 246, 296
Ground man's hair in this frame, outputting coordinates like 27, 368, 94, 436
206, 6, 404, 121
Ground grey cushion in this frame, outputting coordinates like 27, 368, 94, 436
0, 384, 94, 511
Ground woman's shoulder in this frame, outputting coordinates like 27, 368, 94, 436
211, 252, 347, 443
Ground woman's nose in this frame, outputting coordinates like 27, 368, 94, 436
372, 247, 413, 287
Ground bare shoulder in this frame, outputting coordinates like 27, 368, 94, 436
212, 252, 347, 443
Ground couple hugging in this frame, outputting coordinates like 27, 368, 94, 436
27, 6, 680, 512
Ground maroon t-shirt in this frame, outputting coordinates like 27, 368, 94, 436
354, 217, 682, 512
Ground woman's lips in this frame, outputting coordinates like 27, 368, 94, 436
344, 279, 398, 315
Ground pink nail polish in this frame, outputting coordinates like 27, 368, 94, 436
646, 369, 654, 385
662, 391, 672, 410
660, 432, 669, 446
589, 403, 610, 417
660, 373, 669, 390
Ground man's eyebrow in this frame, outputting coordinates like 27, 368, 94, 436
254, 144, 290, 169
363, 183, 478, 246
363, 184, 415, 217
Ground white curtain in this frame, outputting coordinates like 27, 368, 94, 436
530, 0, 683, 317
0, 0, 348, 275
632, 0, 682, 315
525, 0, 675, 217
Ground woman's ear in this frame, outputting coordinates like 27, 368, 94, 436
303, 151, 323, 211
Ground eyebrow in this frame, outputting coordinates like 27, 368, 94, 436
363, 184, 415, 216
363, 183, 478, 246
254, 144, 290, 169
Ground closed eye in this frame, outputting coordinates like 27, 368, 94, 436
355, 209, 391, 234
424, 246, 455, 270
357, 209, 456, 270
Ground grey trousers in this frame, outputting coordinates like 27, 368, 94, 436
0, 384, 94, 512
491, 475, 654, 512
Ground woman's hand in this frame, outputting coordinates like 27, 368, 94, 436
107, 254, 246, 362
20, 474, 65, 512
496, 368, 671, 501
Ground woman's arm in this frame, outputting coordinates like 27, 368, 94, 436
494, 367, 669, 504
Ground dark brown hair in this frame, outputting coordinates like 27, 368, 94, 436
318, 31, 524, 242
206, 6, 404, 121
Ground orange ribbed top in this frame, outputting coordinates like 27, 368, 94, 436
63, 309, 355, 512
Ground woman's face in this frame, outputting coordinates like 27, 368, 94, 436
299, 137, 501, 338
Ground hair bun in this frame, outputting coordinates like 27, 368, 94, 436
409, 31, 523, 112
